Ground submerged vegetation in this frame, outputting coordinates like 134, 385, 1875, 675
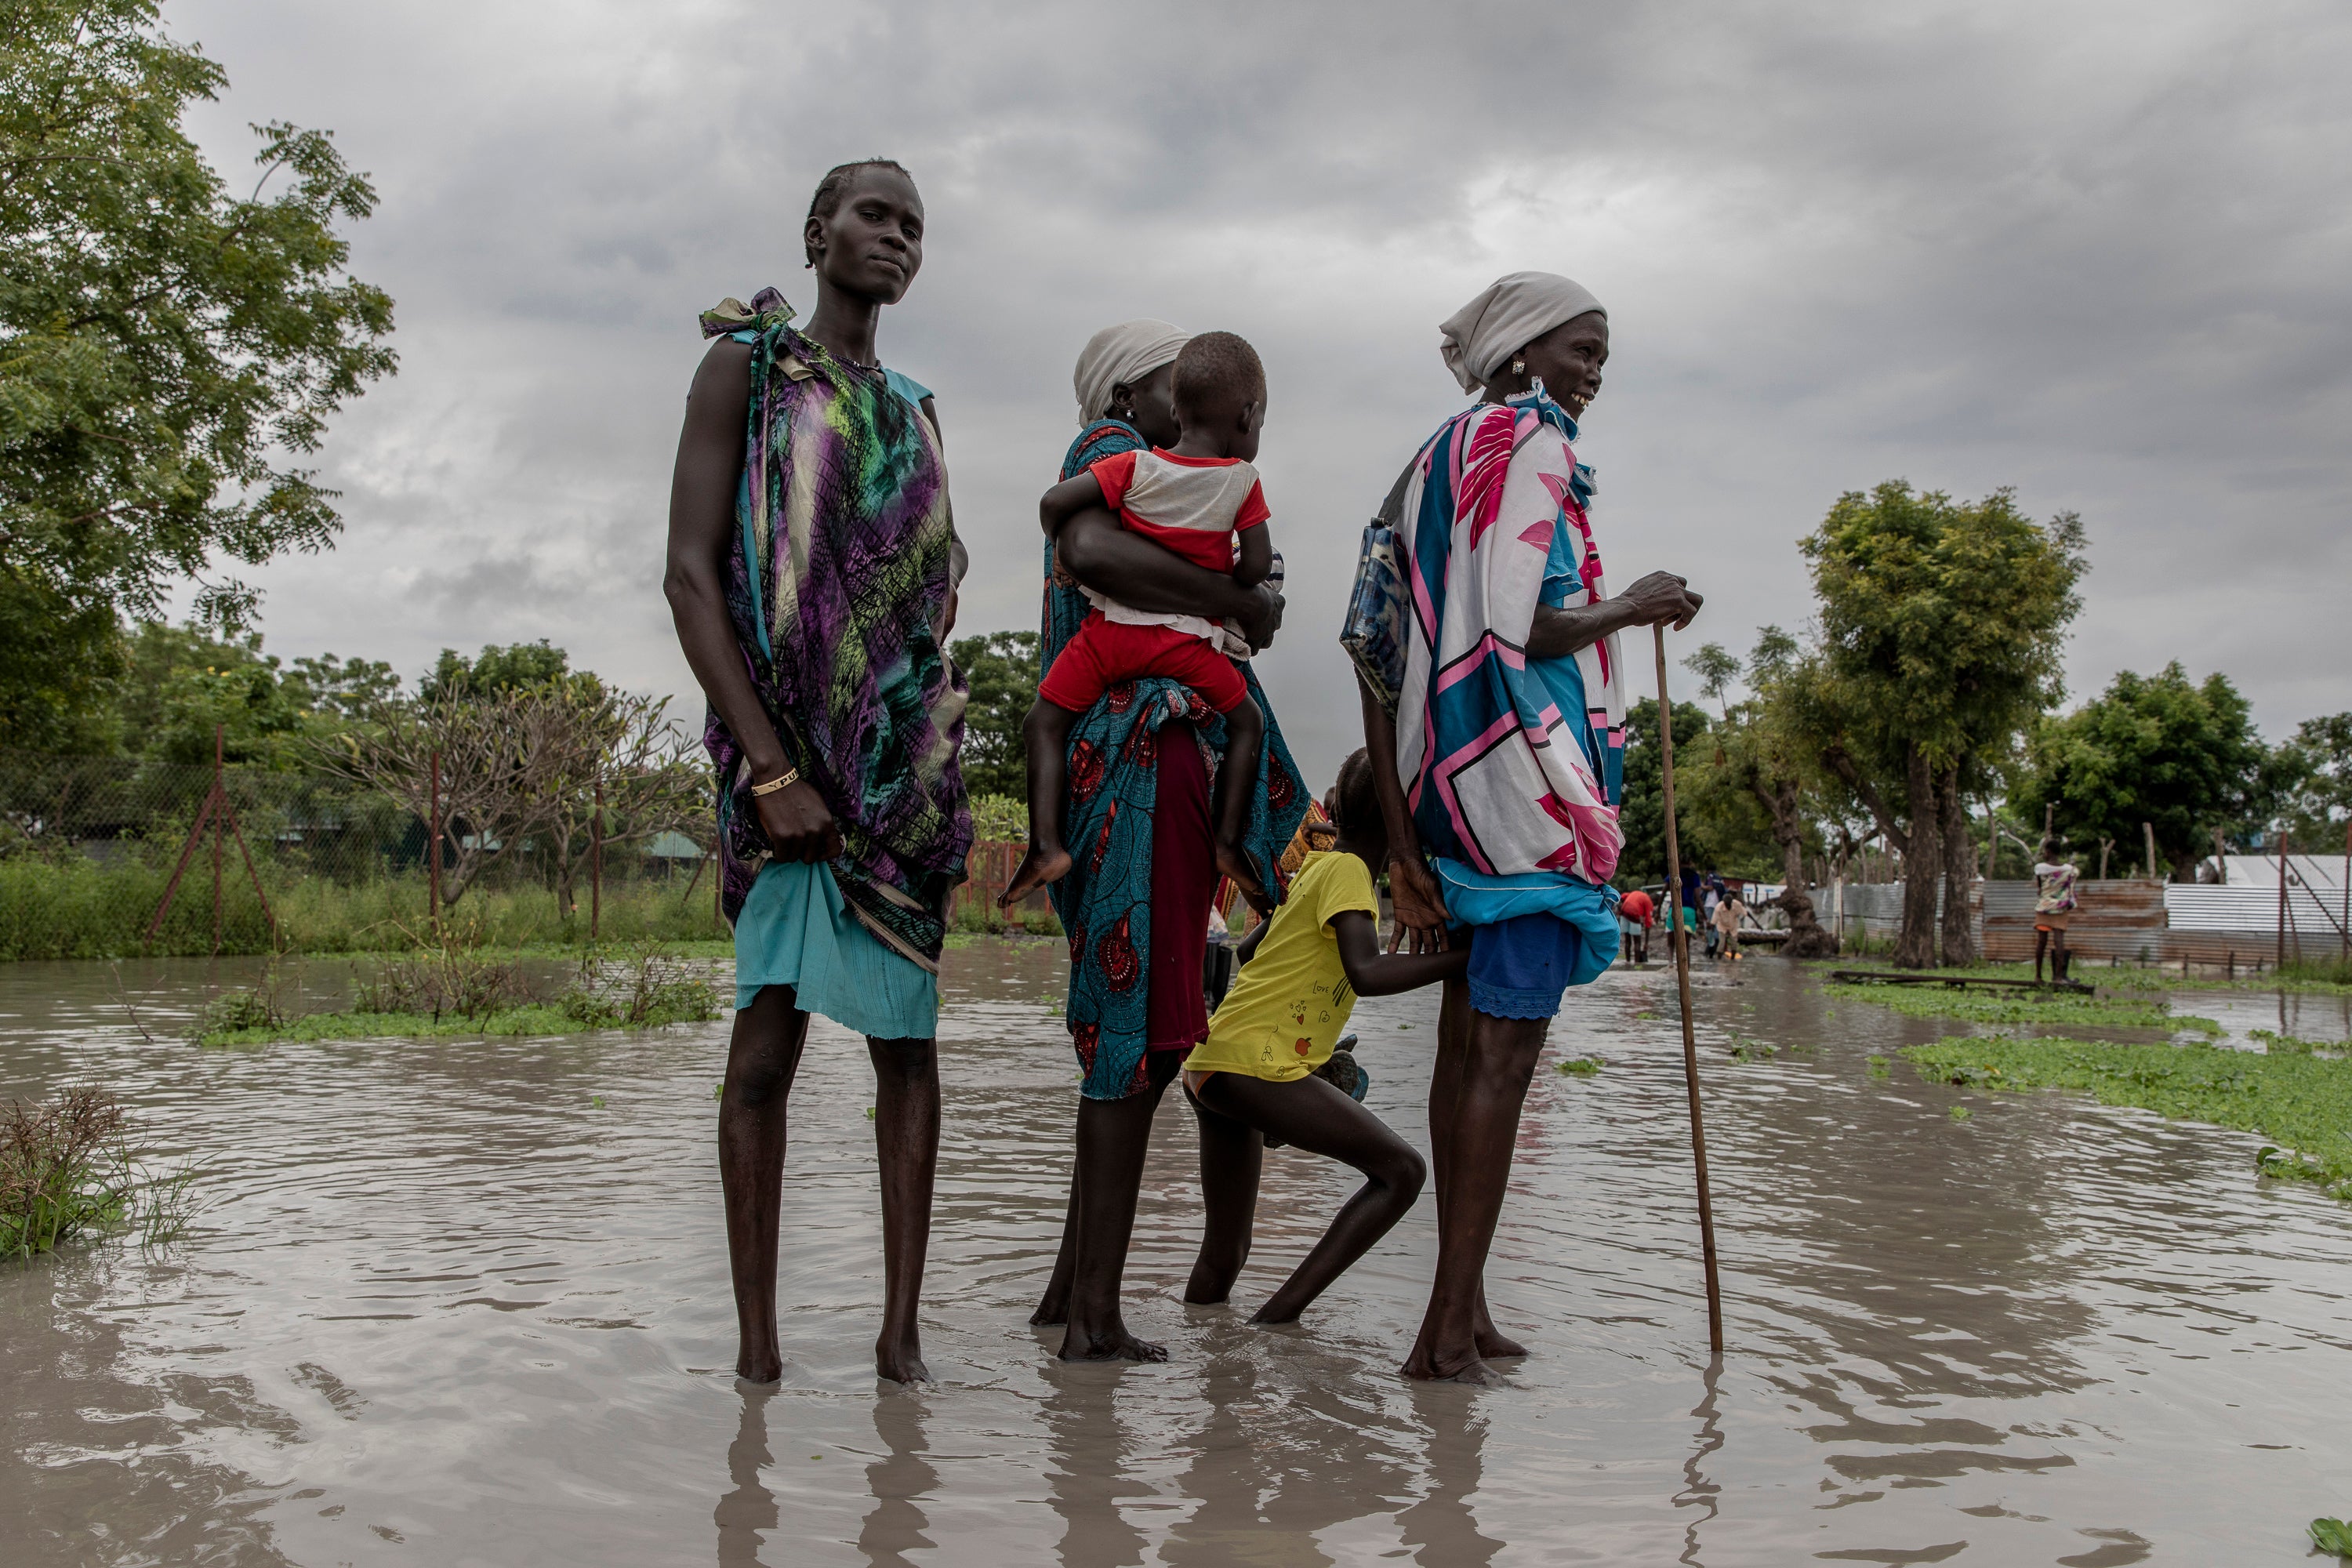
1825, 979, 2220, 1036
2, 1088, 198, 1259
195, 940, 720, 1047
1901, 1035, 2352, 1202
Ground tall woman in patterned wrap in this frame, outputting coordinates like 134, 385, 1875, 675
663, 161, 970, 1385
1357, 272, 1703, 1384
1028, 321, 1311, 1360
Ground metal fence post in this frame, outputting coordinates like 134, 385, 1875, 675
591, 776, 604, 941
429, 750, 443, 942
212, 725, 224, 955
2278, 832, 2290, 971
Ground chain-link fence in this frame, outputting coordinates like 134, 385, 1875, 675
0, 748, 723, 960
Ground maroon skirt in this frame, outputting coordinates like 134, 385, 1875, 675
1145, 720, 1214, 1053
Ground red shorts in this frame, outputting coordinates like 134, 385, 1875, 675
1036, 614, 1248, 714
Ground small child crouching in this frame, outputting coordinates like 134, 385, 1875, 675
1180, 749, 1468, 1325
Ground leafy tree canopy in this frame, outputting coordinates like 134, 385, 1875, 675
949, 629, 1036, 804
1681, 641, 1741, 720
0, 0, 394, 742
109, 620, 397, 767
2015, 663, 2278, 878
421, 641, 581, 703
1614, 696, 1715, 887
1802, 481, 2085, 770
2278, 713, 2352, 850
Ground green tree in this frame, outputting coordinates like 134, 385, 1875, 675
949, 630, 1037, 803
1796, 482, 2085, 967
108, 620, 395, 766
1686, 628, 1826, 893
0, 0, 395, 743
0, 577, 122, 750
1682, 641, 1741, 721
1615, 696, 1715, 887
2278, 713, 2352, 852
2015, 664, 2274, 880
421, 641, 578, 703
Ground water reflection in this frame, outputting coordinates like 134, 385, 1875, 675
1394, 1385, 1504, 1568
1040, 1359, 1157, 1567
4, 952, 2350, 1565
858, 1392, 941, 1566
715, 1387, 779, 1567
1675, 1357, 1723, 1568
1160, 1330, 1420, 1567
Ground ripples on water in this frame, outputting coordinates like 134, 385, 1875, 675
2, 949, 2347, 1566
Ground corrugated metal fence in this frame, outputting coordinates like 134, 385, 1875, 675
1828, 877, 2350, 966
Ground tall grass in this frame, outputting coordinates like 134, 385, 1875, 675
2, 1087, 199, 1259
0, 858, 724, 960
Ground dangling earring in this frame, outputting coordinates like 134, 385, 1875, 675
1511, 357, 1526, 378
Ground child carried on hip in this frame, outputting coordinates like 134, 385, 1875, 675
1179, 749, 1468, 1327
1002, 331, 1273, 909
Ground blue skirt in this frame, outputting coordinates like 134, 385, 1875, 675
732, 859, 939, 1040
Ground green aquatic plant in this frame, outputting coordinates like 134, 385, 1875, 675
2249, 1029, 2342, 1056
198, 941, 721, 1047
1901, 1036, 2352, 1202
2311, 1517, 2352, 1558
1728, 1040, 1779, 1062
1824, 981, 2220, 1036
1555, 1057, 1603, 1076
1948, 1105, 1973, 1121
2, 1087, 200, 1259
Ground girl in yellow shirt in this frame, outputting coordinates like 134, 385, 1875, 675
1182, 750, 1468, 1325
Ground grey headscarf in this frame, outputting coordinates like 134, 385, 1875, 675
1072, 319, 1191, 424
1438, 272, 1606, 394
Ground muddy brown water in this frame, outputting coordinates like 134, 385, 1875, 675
3, 949, 2347, 1566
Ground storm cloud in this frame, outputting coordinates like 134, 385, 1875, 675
173, 0, 2352, 783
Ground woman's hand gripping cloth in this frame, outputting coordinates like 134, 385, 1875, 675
1392, 384, 1626, 982
699, 288, 973, 970
1045, 418, 1313, 1100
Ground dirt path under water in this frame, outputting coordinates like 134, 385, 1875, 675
2, 949, 2347, 1566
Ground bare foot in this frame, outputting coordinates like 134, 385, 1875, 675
1000, 843, 1073, 909
1029, 1292, 1068, 1327
1402, 1346, 1508, 1385
736, 1347, 783, 1384
1249, 1302, 1303, 1326
1214, 841, 1269, 911
1476, 1324, 1530, 1360
1058, 1322, 1169, 1363
874, 1334, 933, 1385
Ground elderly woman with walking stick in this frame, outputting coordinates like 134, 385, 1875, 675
1354, 272, 1703, 1383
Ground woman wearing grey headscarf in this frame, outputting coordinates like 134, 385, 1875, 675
1027, 321, 1310, 1361
1356, 271, 1704, 1384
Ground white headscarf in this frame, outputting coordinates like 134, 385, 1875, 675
1437, 272, 1606, 394
1072, 319, 1191, 425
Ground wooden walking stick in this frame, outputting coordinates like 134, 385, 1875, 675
1653, 623, 1725, 1354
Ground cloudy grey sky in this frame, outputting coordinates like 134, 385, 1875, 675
170, 0, 2352, 786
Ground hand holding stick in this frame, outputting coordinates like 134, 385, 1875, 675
1653, 622, 1725, 1355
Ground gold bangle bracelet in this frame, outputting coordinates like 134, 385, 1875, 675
747, 768, 799, 797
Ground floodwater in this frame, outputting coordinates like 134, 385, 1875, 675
4, 949, 2349, 1566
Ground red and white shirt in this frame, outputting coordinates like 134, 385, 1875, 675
1084, 448, 1270, 641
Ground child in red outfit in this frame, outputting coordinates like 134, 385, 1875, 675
1002, 332, 1272, 909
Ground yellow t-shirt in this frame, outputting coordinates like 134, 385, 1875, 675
1184, 851, 1378, 1082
